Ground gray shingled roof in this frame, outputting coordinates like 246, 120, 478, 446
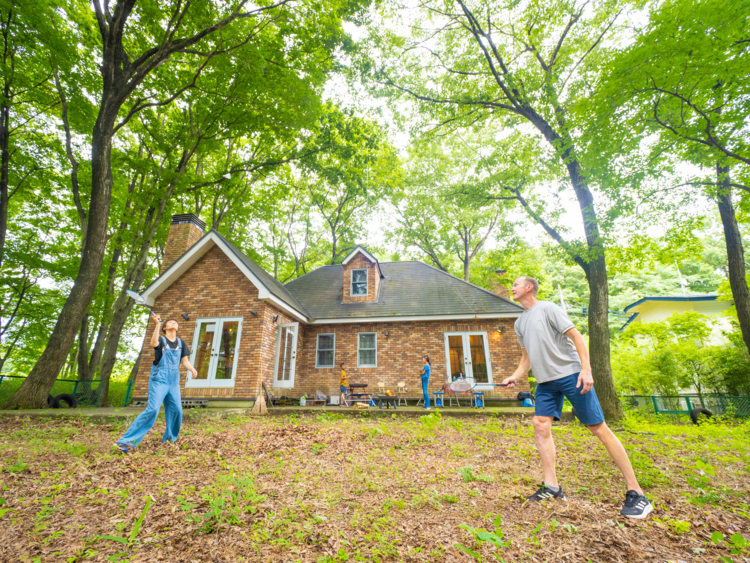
215, 231, 311, 318
284, 261, 522, 319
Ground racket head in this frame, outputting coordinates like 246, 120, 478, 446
449, 379, 474, 393
126, 289, 147, 305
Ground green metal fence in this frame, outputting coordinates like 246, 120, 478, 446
623, 394, 750, 417
0, 374, 103, 406
123, 379, 135, 407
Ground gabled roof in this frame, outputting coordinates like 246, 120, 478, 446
142, 231, 522, 324
623, 293, 719, 313
284, 261, 522, 322
140, 229, 309, 322
341, 245, 384, 279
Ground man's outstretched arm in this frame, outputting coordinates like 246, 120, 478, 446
502, 349, 530, 387
564, 328, 593, 394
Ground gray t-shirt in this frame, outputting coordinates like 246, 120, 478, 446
514, 301, 581, 384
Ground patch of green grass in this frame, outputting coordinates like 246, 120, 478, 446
457, 466, 495, 483
2, 459, 29, 473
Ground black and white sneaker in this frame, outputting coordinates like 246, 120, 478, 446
620, 490, 652, 519
526, 484, 566, 502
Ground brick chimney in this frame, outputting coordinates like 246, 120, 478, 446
488, 268, 511, 299
161, 213, 206, 273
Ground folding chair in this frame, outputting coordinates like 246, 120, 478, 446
397, 382, 408, 407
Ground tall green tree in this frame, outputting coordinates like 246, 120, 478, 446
595, 0, 750, 355
302, 108, 401, 264
365, 0, 634, 419
5, 0, 371, 409
393, 133, 512, 281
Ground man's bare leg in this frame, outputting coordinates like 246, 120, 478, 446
587, 421, 642, 494
532, 416, 558, 486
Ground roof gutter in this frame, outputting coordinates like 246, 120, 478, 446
308, 312, 522, 324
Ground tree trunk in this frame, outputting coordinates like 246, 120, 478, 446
584, 254, 621, 420
564, 159, 623, 422
716, 163, 750, 352
330, 228, 338, 265
77, 314, 91, 382
96, 299, 137, 407
0, 86, 9, 268
2, 109, 117, 409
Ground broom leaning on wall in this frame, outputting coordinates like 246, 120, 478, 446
251, 384, 267, 415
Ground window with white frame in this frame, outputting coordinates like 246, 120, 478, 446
357, 332, 377, 367
351, 268, 368, 296
316, 333, 335, 368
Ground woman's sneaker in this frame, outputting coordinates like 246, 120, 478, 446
114, 442, 132, 454
527, 484, 566, 501
620, 490, 652, 519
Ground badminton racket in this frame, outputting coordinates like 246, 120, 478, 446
448, 379, 509, 393
126, 290, 153, 315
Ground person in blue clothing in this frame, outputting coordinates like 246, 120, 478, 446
420, 356, 432, 410
115, 313, 198, 453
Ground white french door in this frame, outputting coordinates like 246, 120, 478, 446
273, 323, 299, 388
186, 317, 243, 388
444, 332, 493, 387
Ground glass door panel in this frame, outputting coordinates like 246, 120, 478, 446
444, 332, 493, 385
187, 317, 242, 388
448, 335, 466, 378
213, 319, 241, 387
193, 321, 217, 381
469, 334, 489, 383
275, 324, 298, 388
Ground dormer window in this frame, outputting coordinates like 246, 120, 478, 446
351, 269, 368, 296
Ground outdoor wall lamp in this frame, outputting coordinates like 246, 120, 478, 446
385, 330, 389, 336
496, 327, 503, 333
181, 313, 189, 321
273, 315, 279, 323
249, 310, 258, 316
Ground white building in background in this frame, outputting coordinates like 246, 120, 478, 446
621, 294, 735, 342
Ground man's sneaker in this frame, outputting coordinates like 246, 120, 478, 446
620, 490, 652, 519
527, 484, 566, 502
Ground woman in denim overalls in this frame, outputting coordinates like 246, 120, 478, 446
116, 314, 197, 453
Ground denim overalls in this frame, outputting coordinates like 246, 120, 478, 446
117, 336, 184, 448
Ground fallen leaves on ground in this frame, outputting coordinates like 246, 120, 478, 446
0, 411, 748, 562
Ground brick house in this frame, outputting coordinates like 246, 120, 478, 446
131, 214, 528, 404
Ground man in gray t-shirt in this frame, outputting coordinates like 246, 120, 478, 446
514, 301, 581, 384
502, 276, 652, 519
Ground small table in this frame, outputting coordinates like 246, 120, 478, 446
377, 394, 398, 409
348, 383, 373, 407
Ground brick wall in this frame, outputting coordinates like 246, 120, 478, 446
133, 246, 294, 400
342, 252, 381, 303
290, 318, 528, 399
161, 216, 205, 273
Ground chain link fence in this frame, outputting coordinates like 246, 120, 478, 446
624, 394, 750, 417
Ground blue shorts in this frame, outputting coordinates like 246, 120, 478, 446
535, 373, 605, 425
340, 385, 347, 393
